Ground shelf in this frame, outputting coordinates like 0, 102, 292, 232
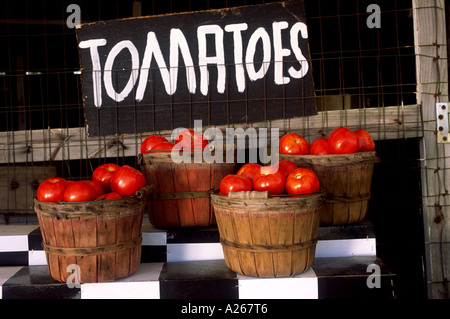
1, 257, 395, 299
0, 222, 376, 267
0, 221, 394, 299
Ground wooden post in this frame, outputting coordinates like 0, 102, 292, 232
413, 0, 450, 299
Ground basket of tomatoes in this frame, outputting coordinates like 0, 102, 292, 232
279, 127, 380, 226
138, 130, 235, 228
211, 161, 324, 278
33, 164, 152, 284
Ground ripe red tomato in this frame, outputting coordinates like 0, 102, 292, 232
92, 163, 120, 193
279, 133, 309, 155
220, 174, 253, 195
63, 181, 97, 202
286, 168, 320, 195
175, 129, 208, 150
140, 135, 169, 153
276, 160, 297, 177
151, 142, 175, 153
95, 192, 122, 201
110, 165, 147, 197
236, 163, 261, 181
85, 180, 104, 198
354, 129, 375, 152
253, 166, 286, 195
310, 138, 329, 155
328, 127, 360, 154
37, 177, 69, 202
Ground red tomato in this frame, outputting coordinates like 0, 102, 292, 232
354, 129, 375, 152
328, 127, 360, 154
63, 181, 97, 202
220, 174, 253, 195
110, 165, 147, 197
310, 138, 329, 155
236, 163, 261, 181
253, 166, 286, 195
286, 168, 320, 195
95, 192, 122, 201
140, 135, 169, 154
85, 180, 104, 198
279, 133, 309, 155
175, 129, 208, 151
151, 142, 175, 153
276, 160, 297, 177
37, 177, 69, 202
92, 163, 120, 193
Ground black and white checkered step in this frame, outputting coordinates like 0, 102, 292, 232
0, 257, 395, 299
0, 222, 377, 266
0, 223, 395, 299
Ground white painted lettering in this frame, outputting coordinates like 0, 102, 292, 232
289, 22, 309, 79
137, 32, 173, 99
170, 28, 196, 94
78, 39, 107, 107
245, 27, 271, 82
197, 25, 226, 96
272, 21, 291, 85
103, 40, 139, 102
80, 21, 312, 106
224, 23, 248, 93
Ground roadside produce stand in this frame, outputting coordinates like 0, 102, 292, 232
0, 0, 448, 302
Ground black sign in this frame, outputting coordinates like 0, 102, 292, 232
76, 1, 316, 137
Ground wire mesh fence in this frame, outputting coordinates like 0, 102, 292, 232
0, 0, 422, 220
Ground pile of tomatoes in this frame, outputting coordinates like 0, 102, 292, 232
220, 160, 320, 197
280, 127, 375, 155
140, 129, 208, 153
37, 164, 147, 203
219, 127, 375, 197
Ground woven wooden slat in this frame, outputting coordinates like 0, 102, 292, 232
139, 152, 235, 228
33, 186, 152, 283
211, 192, 324, 277
280, 152, 379, 225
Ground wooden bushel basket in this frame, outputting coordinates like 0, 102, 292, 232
138, 151, 235, 228
33, 185, 153, 284
280, 151, 379, 226
211, 191, 324, 277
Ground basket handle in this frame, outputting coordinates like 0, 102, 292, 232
135, 184, 154, 199
228, 191, 269, 199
